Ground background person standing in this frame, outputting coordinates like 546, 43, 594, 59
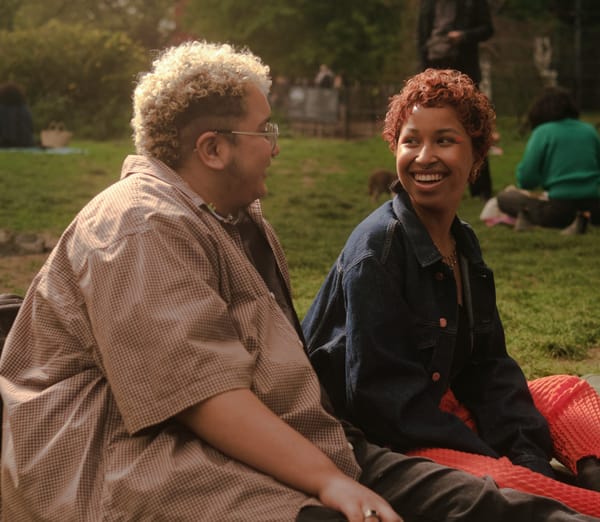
417, 0, 494, 200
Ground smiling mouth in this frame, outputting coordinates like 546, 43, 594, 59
412, 171, 445, 183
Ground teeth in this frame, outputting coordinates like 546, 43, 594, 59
414, 172, 443, 182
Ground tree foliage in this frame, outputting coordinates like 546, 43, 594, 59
0, 0, 21, 31
8, 0, 176, 48
0, 21, 149, 138
183, 0, 416, 83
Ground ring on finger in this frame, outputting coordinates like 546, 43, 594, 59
364, 509, 380, 520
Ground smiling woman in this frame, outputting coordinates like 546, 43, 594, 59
302, 68, 600, 515
395, 105, 476, 246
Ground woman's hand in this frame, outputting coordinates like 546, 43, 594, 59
318, 473, 403, 522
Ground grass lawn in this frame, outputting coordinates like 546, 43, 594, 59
0, 118, 599, 378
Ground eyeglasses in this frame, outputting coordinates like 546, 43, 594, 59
214, 122, 279, 152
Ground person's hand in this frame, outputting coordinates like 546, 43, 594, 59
317, 473, 403, 522
447, 30, 464, 44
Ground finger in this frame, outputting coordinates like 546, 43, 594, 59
368, 503, 403, 522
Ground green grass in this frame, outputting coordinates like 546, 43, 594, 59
0, 140, 133, 232
0, 122, 599, 378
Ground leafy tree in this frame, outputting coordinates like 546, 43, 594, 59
10, 0, 176, 48
0, 0, 21, 31
183, 0, 414, 83
0, 20, 149, 138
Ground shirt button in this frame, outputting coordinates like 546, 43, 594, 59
439, 317, 447, 328
269, 292, 276, 299
434, 272, 444, 281
431, 371, 441, 382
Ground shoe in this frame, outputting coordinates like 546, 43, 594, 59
561, 212, 589, 235
514, 210, 534, 231
577, 456, 600, 492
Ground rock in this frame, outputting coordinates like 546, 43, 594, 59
0, 229, 56, 257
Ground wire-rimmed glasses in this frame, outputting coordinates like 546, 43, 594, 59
215, 122, 279, 152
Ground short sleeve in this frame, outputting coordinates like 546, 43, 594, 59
82, 225, 254, 434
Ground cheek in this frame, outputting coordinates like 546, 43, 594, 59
396, 150, 411, 174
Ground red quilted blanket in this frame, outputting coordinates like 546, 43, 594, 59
409, 375, 600, 517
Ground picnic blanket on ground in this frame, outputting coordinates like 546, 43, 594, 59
0, 147, 87, 155
409, 374, 600, 517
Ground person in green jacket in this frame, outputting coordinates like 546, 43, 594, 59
496, 86, 600, 233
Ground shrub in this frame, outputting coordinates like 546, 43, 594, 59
0, 20, 149, 139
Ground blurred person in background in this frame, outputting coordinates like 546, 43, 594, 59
0, 81, 35, 148
417, 0, 494, 201
496, 86, 600, 234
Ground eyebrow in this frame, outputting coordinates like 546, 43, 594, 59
401, 127, 462, 135
436, 128, 462, 134
255, 116, 271, 130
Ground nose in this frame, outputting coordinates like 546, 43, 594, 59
415, 142, 434, 164
271, 142, 280, 157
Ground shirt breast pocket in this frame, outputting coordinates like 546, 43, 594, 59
413, 321, 452, 393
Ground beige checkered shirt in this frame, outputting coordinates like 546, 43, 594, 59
0, 155, 360, 521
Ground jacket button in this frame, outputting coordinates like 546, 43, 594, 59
431, 371, 441, 382
434, 272, 444, 281
439, 317, 447, 328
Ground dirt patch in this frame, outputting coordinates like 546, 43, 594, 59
583, 346, 600, 367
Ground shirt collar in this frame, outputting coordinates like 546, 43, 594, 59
120, 154, 263, 225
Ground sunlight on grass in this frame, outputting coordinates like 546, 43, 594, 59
1, 130, 599, 378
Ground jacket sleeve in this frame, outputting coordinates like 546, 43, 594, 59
416, 1, 432, 70
338, 255, 500, 458
461, 0, 494, 45
453, 306, 554, 477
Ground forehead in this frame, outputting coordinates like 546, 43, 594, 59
402, 105, 466, 133
242, 83, 271, 120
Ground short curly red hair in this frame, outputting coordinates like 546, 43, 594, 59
382, 69, 496, 172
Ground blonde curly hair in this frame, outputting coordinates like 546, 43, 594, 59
132, 41, 271, 169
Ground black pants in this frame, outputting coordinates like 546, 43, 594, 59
297, 431, 597, 521
496, 188, 600, 228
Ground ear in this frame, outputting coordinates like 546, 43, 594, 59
470, 155, 484, 183
193, 131, 230, 170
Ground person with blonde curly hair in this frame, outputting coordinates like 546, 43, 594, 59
2, 43, 599, 521
304, 68, 600, 516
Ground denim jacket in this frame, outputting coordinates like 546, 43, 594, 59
302, 189, 553, 475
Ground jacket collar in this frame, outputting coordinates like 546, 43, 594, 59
391, 187, 483, 267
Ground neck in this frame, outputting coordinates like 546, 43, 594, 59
414, 209, 455, 250
177, 161, 241, 217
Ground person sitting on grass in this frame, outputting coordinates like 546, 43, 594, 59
0, 81, 35, 148
496, 86, 600, 234
303, 68, 600, 518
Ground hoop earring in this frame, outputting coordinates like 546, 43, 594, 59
469, 167, 480, 183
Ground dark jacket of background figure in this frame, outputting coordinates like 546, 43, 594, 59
0, 83, 35, 148
0, 104, 35, 148
302, 188, 554, 477
418, 0, 494, 85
